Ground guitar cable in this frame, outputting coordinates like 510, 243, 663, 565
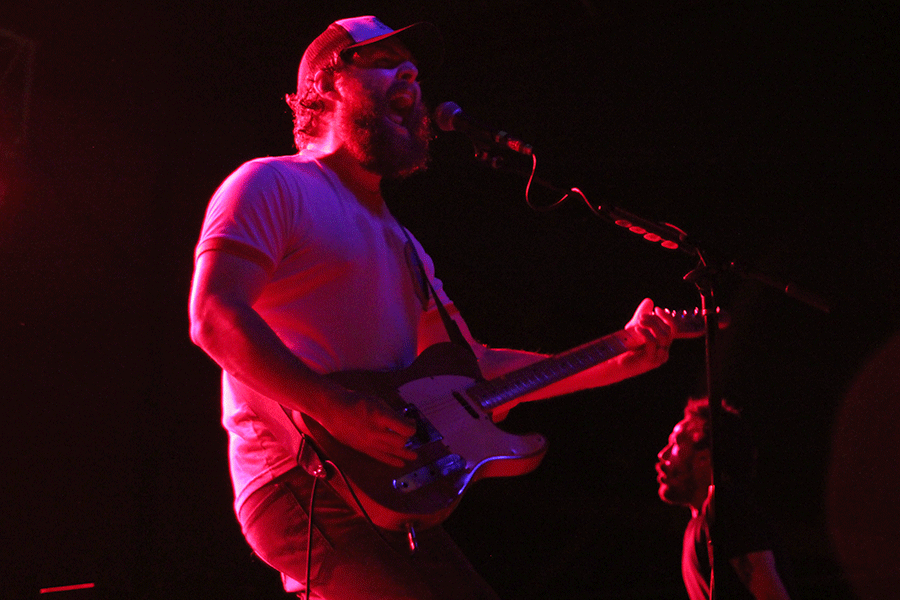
273, 233, 446, 595
303, 475, 317, 600
280, 405, 322, 600
282, 406, 400, 600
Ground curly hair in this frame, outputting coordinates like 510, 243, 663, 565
285, 52, 344, 151
684, 397, 758, 488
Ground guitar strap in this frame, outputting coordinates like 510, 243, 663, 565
399, 225, 479, 363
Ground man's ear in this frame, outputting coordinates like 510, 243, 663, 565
313, 69, 340, 104
695, 448, 712, 470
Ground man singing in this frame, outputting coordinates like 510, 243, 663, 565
190, 15, 676, 599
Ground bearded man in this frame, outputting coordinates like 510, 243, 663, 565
190, 16, 677, 599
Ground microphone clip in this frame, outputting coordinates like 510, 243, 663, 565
492, 130, 533, 156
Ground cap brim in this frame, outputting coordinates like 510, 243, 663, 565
340, 21, 444, 79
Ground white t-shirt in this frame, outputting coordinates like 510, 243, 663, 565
196, 154, 457, 511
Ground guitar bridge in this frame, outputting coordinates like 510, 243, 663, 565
393, 454, 466, 493
402, 405, 442, 450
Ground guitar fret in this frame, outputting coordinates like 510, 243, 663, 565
472, 333, 631, 411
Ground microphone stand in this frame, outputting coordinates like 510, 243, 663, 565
472, 144, 830, 599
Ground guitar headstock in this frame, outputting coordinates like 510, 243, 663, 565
661, 307, 731, 339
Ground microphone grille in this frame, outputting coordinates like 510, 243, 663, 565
433, 101, 462, 132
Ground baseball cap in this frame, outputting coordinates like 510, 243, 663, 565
296, 16, 444, 92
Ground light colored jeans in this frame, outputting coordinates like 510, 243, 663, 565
238, 467, 502, 600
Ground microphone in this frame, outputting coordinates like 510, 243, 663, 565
433, 101, 534, 156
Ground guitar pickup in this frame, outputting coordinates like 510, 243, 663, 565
392, 454, 466, 493
402, 405, 442, 450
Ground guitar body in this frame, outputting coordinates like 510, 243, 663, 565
293, 308, 721, 532
296, 343, 548, 532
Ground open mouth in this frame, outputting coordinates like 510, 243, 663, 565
387, 91, 416, 127
655, 465, 668, 482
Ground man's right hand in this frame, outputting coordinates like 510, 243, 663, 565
319, 387, 419, 467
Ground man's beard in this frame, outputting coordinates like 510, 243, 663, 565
340, 85, 432, 180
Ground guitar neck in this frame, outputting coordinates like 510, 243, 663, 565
467, 329, 642, 413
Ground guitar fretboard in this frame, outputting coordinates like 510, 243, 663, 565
467, 330, 639, 412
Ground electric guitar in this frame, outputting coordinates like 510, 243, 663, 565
295, 308, 724, 534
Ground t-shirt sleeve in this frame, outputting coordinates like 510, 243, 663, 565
195, 160, 298, 274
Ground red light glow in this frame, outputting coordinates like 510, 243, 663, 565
39, 583, 96, 594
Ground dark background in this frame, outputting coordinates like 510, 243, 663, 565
2, 1, 898, 598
